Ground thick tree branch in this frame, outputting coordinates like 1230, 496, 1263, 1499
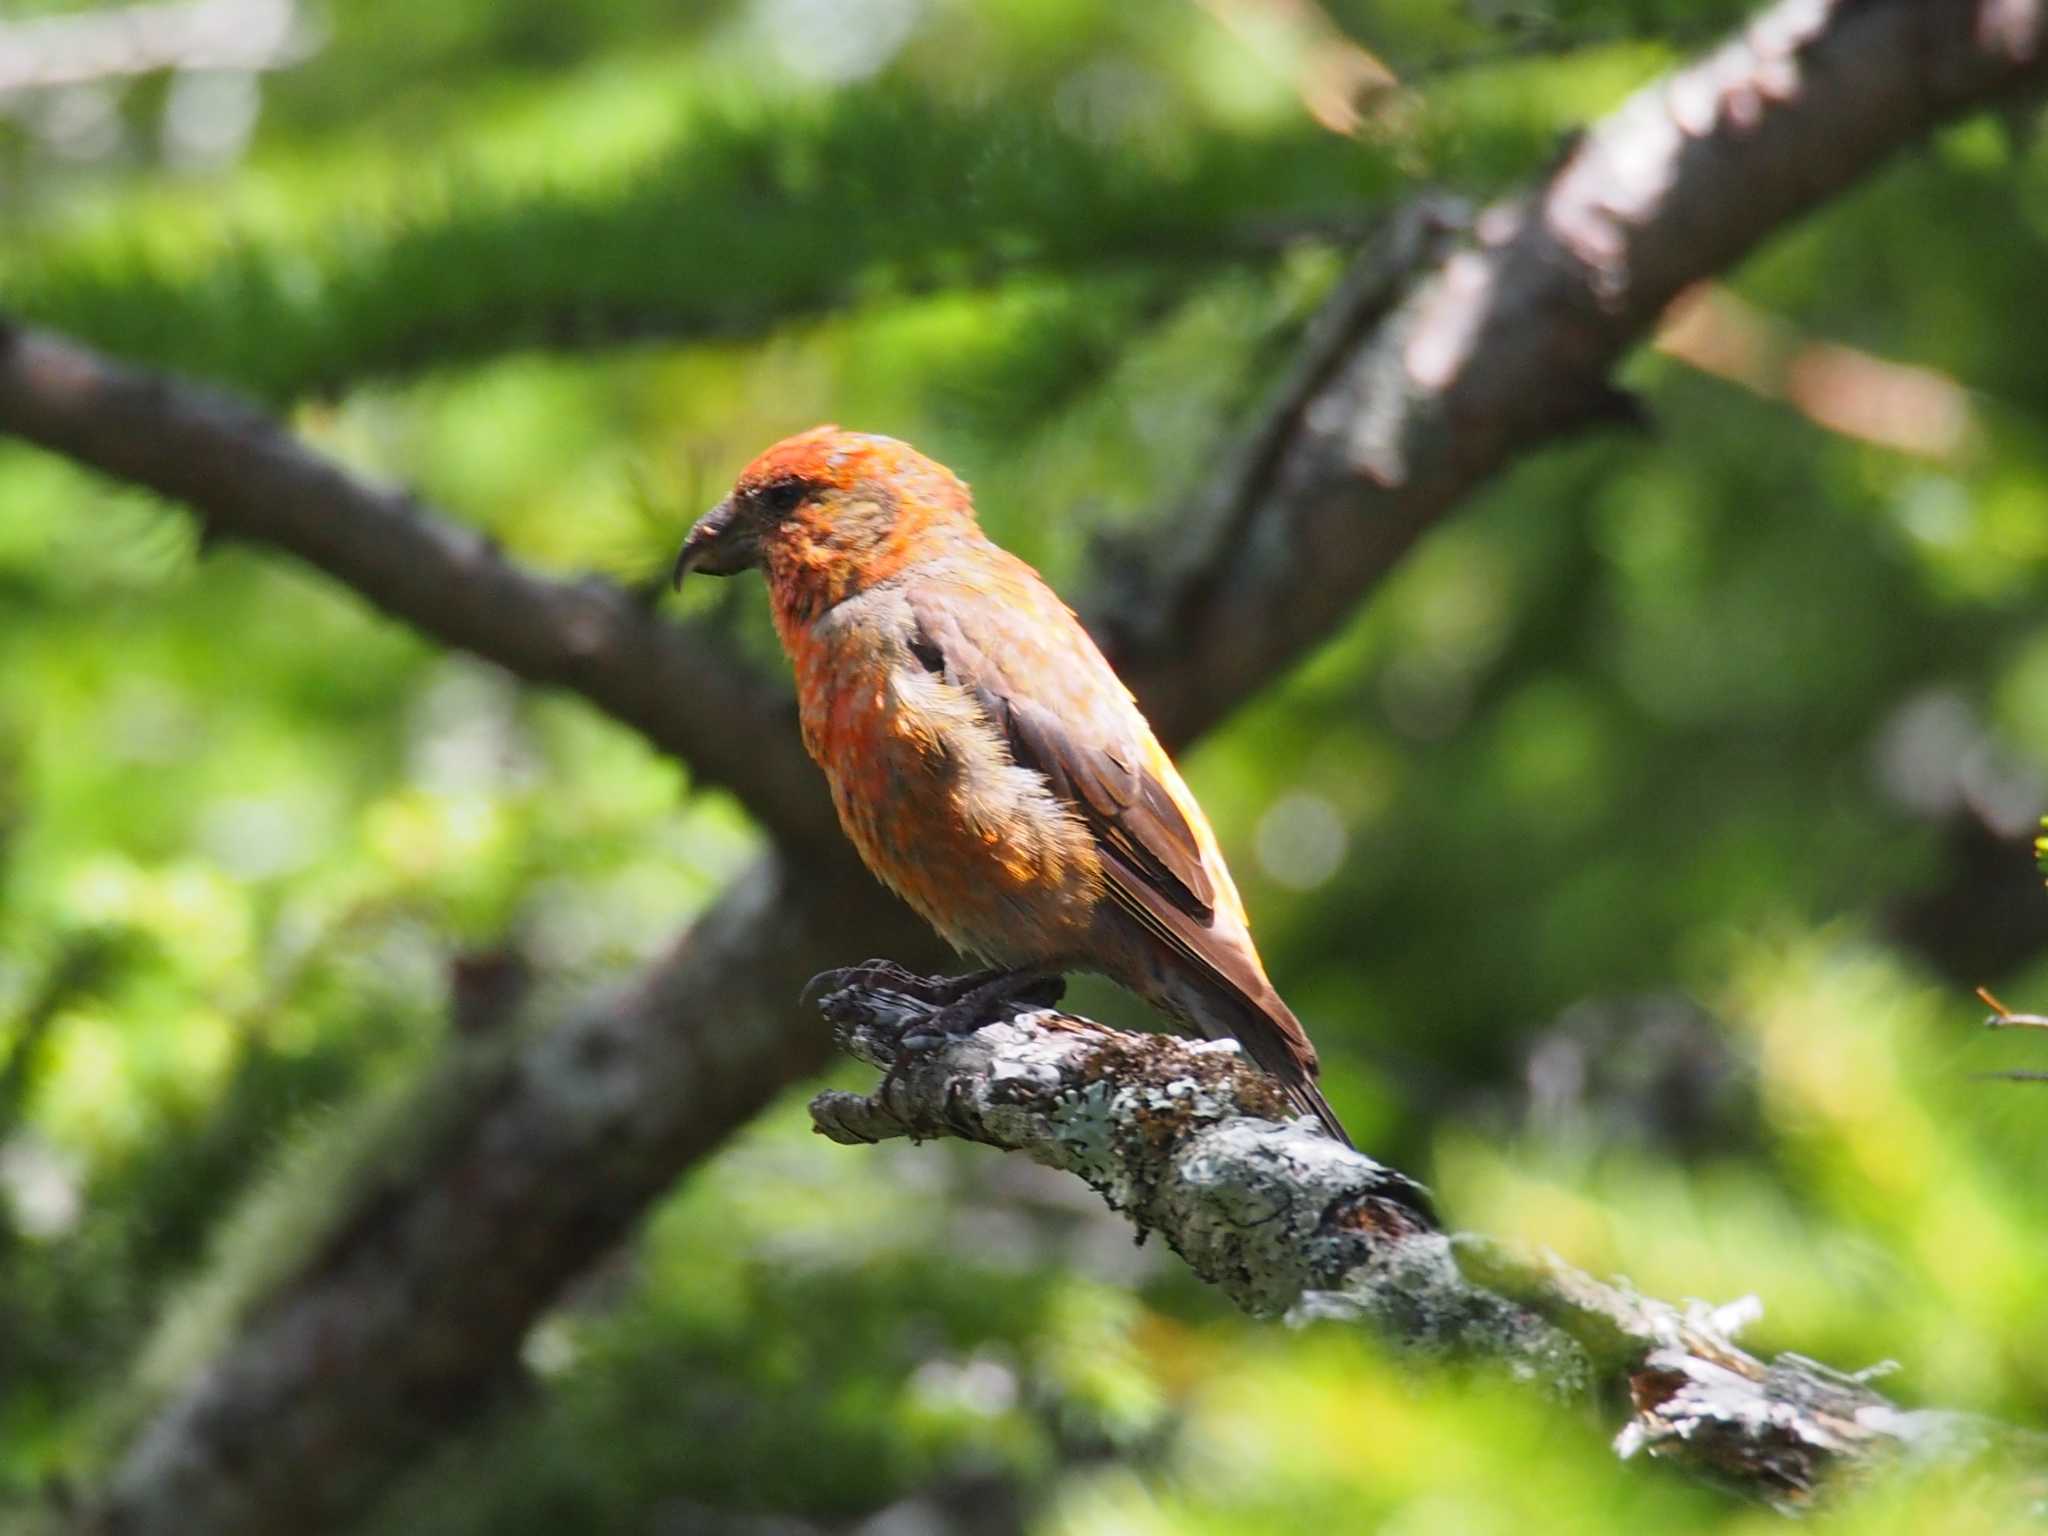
1101, 0, 2048, 741
82, 855, 938, 1536
5, 1, 2034, 795
810, 981, 2039, 1509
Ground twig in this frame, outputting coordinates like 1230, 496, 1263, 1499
0, 936, 125, 1146
1978, 984, 2048, 1031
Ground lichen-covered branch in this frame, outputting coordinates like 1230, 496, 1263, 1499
810, 980, 2040, 1509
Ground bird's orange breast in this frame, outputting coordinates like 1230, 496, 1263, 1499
786, 593, 1103, 965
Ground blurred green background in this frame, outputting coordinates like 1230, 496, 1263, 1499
3, 0, 2047, 1529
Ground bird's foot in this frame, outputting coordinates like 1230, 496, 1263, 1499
803, 963, 1066, 1120
801, 960, 1048, 1015
801, 958, 962, 1012
869, 969, 1064, 1118
899, 969, 1065, 1051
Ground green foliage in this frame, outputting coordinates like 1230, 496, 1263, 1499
4, 0, 2047, 1531
5, 70, 1396, 403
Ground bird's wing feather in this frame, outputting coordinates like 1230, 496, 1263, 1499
903, 556, 1331, 1133
903, 562, 1216, 925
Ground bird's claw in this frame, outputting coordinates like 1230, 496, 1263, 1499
877, 971, 1065, 1115
803, 964, 1065, 1121
800, 958, 936, 1013
903, 971, 1066, 1048
801, 961, 1044, 1015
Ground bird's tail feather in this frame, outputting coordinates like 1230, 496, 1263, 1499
1287, 1076, 1353, 1149
1183, 975, 1353, 1148
1105, 891, 1353, 1147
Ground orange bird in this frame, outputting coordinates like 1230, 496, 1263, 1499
674, 427, 1349, 1144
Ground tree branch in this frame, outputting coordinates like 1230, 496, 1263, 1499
1101, 0, 2048, 743
809, 980, 2039, 1509
80, 854, 940, 1536
0, 318, 841, 852
209, 213, 1378, 402
5, 0, 2041, 802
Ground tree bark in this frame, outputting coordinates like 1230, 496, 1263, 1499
1102, 0, 2048, 740
810, 978, 2040, 1510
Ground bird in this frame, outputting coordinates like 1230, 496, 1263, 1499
673, 426, 1350, 1145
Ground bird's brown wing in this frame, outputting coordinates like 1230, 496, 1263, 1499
905, 561, 1342, 1143
905, 571, 1215, 924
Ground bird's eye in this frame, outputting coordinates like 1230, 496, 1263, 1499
757, 479, 807, 516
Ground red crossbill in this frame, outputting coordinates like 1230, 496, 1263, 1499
674, 427, 1349, 1144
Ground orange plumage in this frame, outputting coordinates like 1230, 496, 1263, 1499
675, 426, 1348, 1144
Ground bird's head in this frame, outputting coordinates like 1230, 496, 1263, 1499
673, 426, 978, 624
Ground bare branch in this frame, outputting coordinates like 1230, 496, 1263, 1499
1655, 282, 1983, 463
0, 320, 841, 853
6, 0, 2043, 806
1102, 0, 2048, 743
810, 982, 2040, 1509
